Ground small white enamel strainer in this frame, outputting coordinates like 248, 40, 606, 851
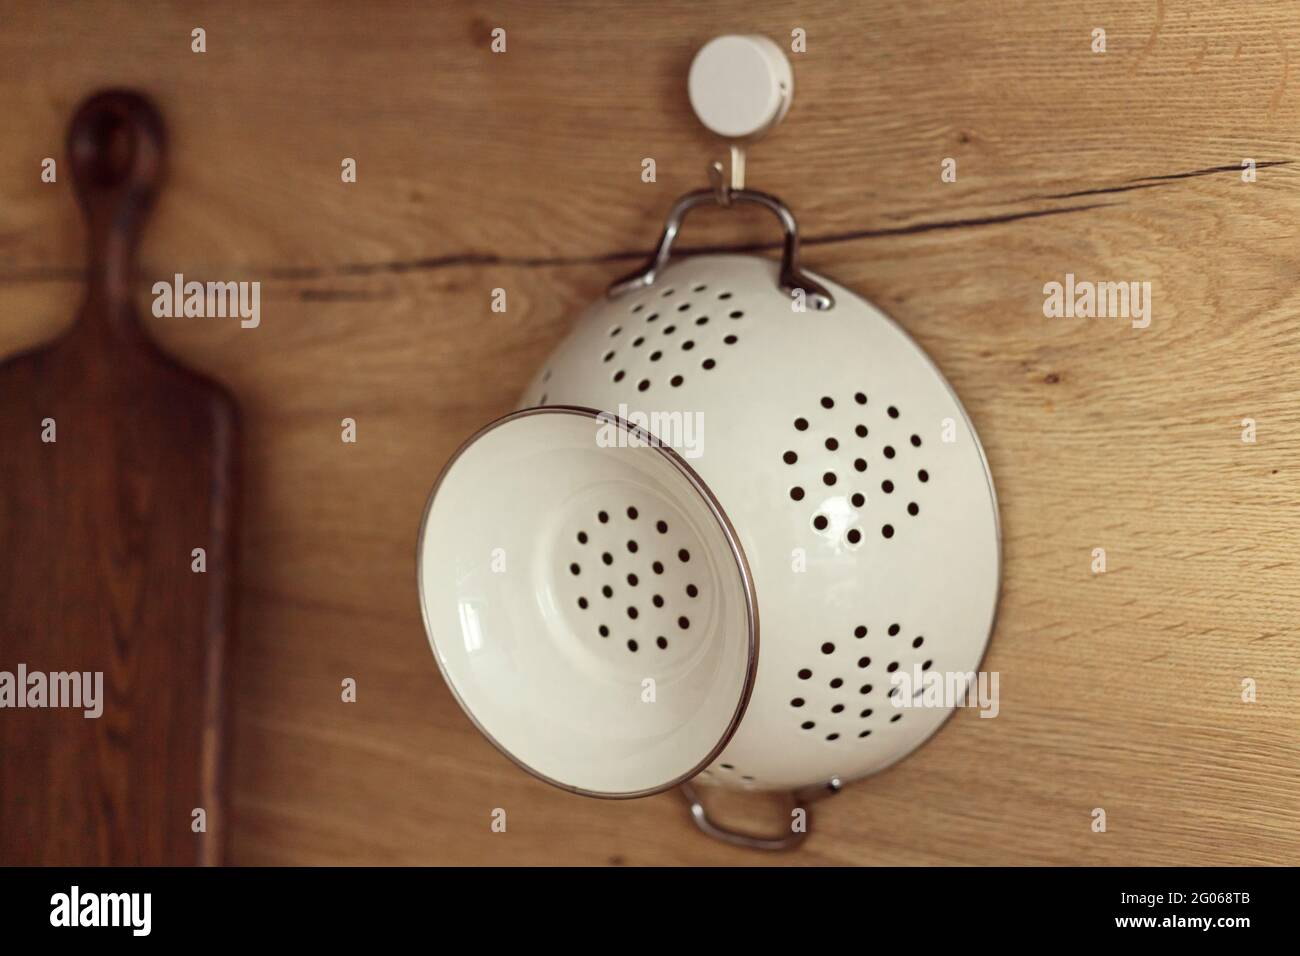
417, 36, 1000, 850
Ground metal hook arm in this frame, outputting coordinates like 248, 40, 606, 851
677, 777, 841, 852
607, 188, 835, 310
678, 781, 809, 851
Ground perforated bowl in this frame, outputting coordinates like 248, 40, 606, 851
418, 188, 1001, 848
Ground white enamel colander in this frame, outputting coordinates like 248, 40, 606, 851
417, 38, 1000, 850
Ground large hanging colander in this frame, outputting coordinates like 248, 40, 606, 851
417, 38, 1000, 851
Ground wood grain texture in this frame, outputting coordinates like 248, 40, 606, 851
0, 0, 1296, 865
0, 91, 237, 865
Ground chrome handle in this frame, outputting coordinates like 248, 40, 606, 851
678, 780, 811, 852
608, 188, 835, 310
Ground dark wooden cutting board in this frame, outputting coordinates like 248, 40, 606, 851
0, 91, 239, 864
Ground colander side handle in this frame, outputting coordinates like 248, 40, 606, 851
678, 780, 811, 852
608, 187, 835, 311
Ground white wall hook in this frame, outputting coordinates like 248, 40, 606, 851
689, 34, 792, 195
688, 35, 793, 141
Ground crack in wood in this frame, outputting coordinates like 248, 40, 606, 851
225, 201, 1124, 280
1025, 182, 1166, 201
1126, 159, 1291, 183
1027, 160, 1292, 202
0, 201, 1114, 285
0, 160, 1286, 288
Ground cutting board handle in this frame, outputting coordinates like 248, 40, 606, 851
67, 90, 165, 338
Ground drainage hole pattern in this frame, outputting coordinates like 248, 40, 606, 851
567, 504, 703, 654
603, 283, 744, 393
791, 622, 935, 741
529, 367, 554, 407
782, 392, 930, 545
699, 762, 758, 785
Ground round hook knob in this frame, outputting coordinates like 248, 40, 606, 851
687, 35, 793, 141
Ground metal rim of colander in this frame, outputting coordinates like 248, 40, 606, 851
415, 403, 761, 800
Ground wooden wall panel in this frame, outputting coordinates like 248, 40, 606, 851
1, 0, 1296, 865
